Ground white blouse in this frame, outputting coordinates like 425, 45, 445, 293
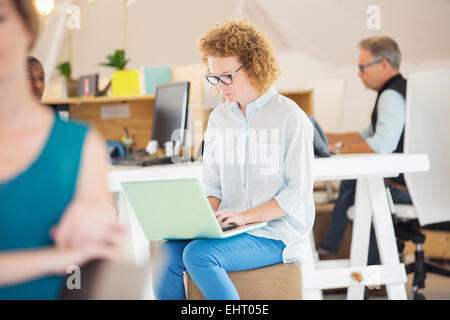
202, 87, 315, 263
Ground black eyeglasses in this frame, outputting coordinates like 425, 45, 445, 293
206, 65, 244, 86
358, 59, 383, 73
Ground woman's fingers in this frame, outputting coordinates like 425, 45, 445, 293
72, 219, 98, 249
215, 210, 245, 227
51, 222, 128, 275
221, 217, 237, 227
215, 210, 232, 225
72, 223, 128, 267
53, 202, 116, 250
52, 216, 72, 249
53, 221, 128, 271
99, 224, 128, 255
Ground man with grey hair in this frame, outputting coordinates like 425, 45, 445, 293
319, 36, 412, 270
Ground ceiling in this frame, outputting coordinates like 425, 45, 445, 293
240, 0, 450, 66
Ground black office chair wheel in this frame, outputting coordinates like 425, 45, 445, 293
413, 292, 426, 300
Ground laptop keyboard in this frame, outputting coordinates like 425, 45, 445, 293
222, 224, 238, 232
113, 157, 174, 167
113, 159, 142, 166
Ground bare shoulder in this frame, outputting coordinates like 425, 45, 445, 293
83, 129, 108, 162
76, 128, 110, 200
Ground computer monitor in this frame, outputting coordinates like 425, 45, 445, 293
151, 81, 190, 149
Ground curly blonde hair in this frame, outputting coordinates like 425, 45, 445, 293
199, 20, 281, 93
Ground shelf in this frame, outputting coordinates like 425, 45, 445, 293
43, 94, 155, 106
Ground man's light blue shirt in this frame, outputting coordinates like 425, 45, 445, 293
360, 89, 406, 153
202, 88, 315, 263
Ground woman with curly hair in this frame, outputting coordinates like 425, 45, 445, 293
153, 20, 315, 300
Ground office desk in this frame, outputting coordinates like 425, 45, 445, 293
109, 153, 429, 300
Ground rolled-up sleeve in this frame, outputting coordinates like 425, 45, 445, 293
202, 113, 222, 200
274, 112, 315, 226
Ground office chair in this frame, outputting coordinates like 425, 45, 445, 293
398, 69, 450, 299
347, 69, 450, 300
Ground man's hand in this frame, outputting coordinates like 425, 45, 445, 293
326, 133, 342, 146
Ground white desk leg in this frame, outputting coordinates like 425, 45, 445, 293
347, 179, 373, 300
366, 178, 407, 300
301, 233, 323, 300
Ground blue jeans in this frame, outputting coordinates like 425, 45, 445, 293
152, 233, 286, 300
320, 179, 412, 265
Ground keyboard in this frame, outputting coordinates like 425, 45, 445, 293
141, 157, 174, 167
221, 224, 238, 232
113, 157, 174, 167
113, 159, 143, 166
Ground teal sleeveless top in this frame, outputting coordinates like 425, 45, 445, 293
0, 115, 89, 300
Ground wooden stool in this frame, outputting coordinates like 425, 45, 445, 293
184, 262, 302, 300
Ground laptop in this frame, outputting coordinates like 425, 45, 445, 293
121, 179, 267, 240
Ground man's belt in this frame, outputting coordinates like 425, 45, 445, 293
385, 179, 408, 191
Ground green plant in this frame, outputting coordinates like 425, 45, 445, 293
99, 49, 130, 71
56, 61, 72, 83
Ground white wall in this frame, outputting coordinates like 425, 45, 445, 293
336, 59, 450, 133
35, 0, 450, 133
275, 50, 450, 133
52, 0, 240, 78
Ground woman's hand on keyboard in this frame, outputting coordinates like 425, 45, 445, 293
215, 210, 248, 228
